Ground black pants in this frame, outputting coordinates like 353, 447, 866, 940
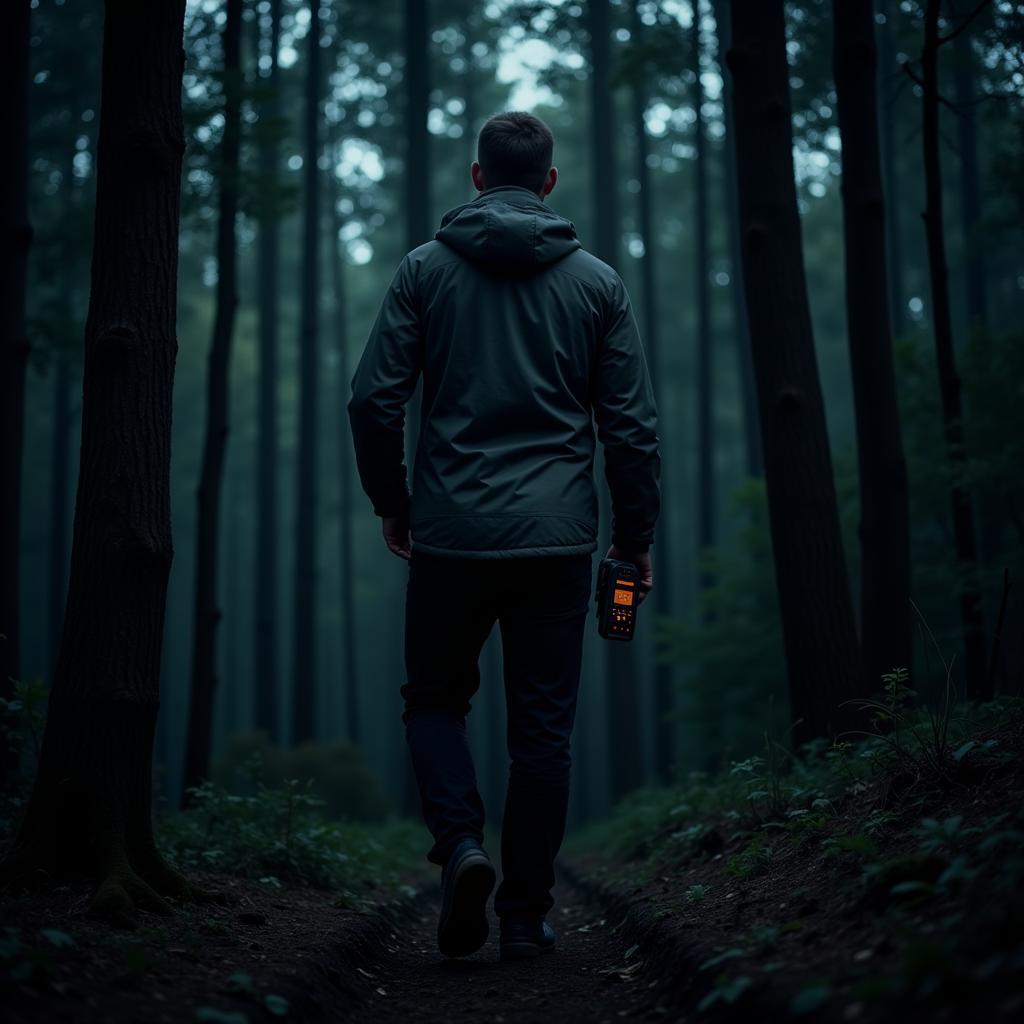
402, 549, 592, 918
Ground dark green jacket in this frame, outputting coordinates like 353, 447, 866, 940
349, 185, 660, 559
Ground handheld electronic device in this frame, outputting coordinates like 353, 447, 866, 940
596, 558, 639, 642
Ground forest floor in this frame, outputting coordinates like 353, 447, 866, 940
567, 697, 1024, 1022
3, 699, 1023, 1023
2, 869, 674, 1023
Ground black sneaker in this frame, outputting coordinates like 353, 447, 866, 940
499, 916, 557, 961
437, 839, 496, 958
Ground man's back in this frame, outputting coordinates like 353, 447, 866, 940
348, 109, 660, 961
349, 185, 660, 559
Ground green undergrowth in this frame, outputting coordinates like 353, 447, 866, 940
158, 778, 427, 900
568, 687, 1024, 1019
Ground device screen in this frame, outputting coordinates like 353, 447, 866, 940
613, 586, 635, 607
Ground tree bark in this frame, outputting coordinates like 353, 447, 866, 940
877, 0, 907, 338
181, 0, 243, 804
255, 0, 282, 742
328, 167, 359, 743
3, 0, 194, 922
714, 0, 761, 477
48, 351, 72, 674
832, 0, 912, 690
692, 6, 714, 571
952, 11, 986, 328
727, 0, 863, 746
0, 0, 32, 789
630, 1, 674, 783
292, 0, 322, 744
920, 0, 988, 698
590, 0, 643, 801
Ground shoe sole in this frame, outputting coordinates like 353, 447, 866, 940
437, 854, 496, 958
500, 941, 556, 962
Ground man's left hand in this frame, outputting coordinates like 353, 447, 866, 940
382, 514, 412, 560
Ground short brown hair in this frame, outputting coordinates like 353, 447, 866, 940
477, 111, 554, 194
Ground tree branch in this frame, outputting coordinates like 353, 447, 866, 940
901, 59, 958, 113
938, 0, 992, 47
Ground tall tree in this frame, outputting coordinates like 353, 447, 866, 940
691, 3, 714, 572
952, 4, 987, 328
590, 0, 643, 801
877, 0, 907, 337
182, 0, 244, 804
713, 0, 761, 477
405, 0, 431, 247
0, 0, 32, 788
628, 1, 674, 782
0, 0, 194, 921
727, 0, 863, 746
918, 0, 988, 697
832, 0, 911, 689
292, 0, 322, 744
254, 0, 282, 741
48, 351, 73, 670
328, 152, 359, 743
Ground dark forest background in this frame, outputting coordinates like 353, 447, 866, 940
7, 0, 1024, 835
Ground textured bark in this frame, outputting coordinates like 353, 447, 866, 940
292, 0, 322, 745
692, 9, 714, 570
727, 0, 863, 746
714, 0, 761, 477
182, 0, 243, 804
48, 351, 72, 673
877, 0, 907, 338
255, 0, 282, 742
4, 0, 194, 921
0, 0, 32, 789
590, 0, 643, 801
630, 2, 674, 782
920, 0, 988, 698
952, 13, 987, 327
832, 0, 912, 690
328, 170, 359, 743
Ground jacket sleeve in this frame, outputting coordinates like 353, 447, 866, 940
348, 255, 422, 518
593, 276, 661, 552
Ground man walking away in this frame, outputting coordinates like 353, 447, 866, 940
349, 111, 660, 960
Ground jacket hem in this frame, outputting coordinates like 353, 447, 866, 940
411, 540, 598, 560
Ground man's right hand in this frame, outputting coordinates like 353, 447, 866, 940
383, 514, 412, 560
606, 545, 653, 605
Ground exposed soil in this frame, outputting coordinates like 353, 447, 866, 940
2, 872, 671, 1022
340, 884, 665, 1022
573, 718, 1024, 1023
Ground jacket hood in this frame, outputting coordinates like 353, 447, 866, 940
435, 186, 581, 274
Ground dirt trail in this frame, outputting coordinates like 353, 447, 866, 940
343, 882, 664, 1023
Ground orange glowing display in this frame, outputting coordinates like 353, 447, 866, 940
613, 587, 634, 607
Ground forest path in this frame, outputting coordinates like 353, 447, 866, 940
344, 881, 664, 1022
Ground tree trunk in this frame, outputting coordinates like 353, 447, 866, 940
727, 0, 863, 746
48, 351, 72, 674
832, 0, 912, 690
692, 6, 714, 571
399, 0, 431, 815
590, 0, 643, 802
2, 0, 195, 923
255, 0, 282, 742
877, 0, 907, 338
292, 0, 322, 745
0, 0, 32, 789
630, 1, 674, 783
405, 0, 431, 247
952, 12, 986, 328
328, 172, 359, 743
714, 0, 761, 478
181, 0, 243, 804
920, 0, 988, 698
